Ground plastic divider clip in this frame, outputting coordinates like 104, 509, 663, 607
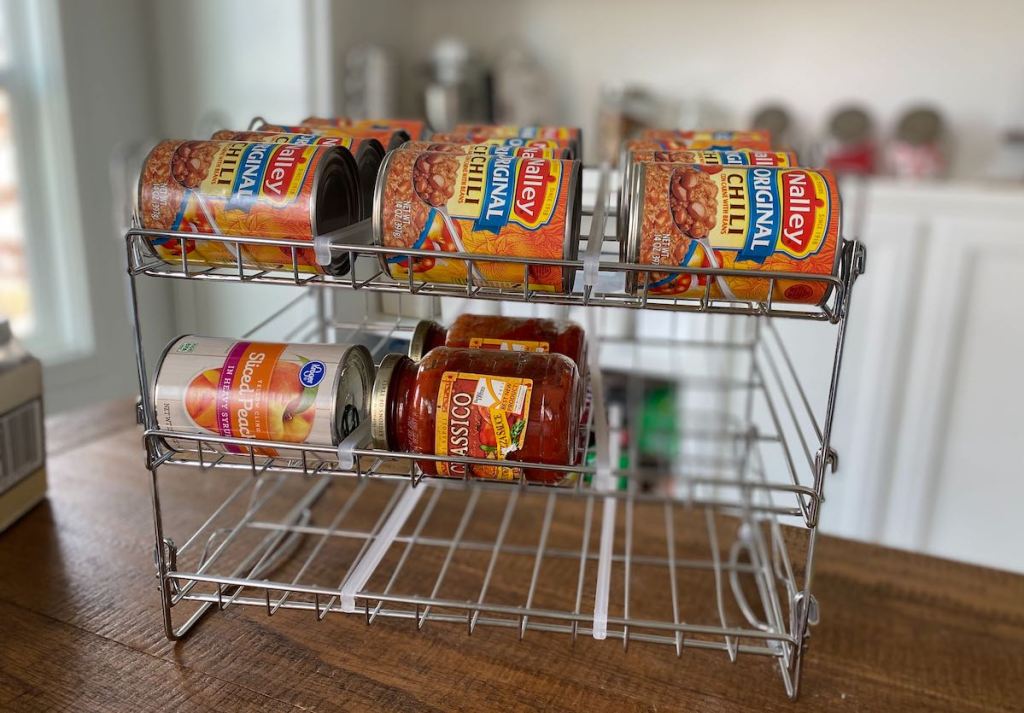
315, 219, 372, 267
336, 420, 370, 471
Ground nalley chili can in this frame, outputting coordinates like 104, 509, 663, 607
255, 120, 411, 151
212, 130, 385, 220
137, 139, 361, 276
623, 163, 841, 305
430, 133, 577, 159
451, 123, 582, 158
373, 149, 582, 293
300, 117, 428, 141
618, 149, 799, 246
153, 336, 374, 460
400, 141, 572, 160
636, 129, 773, 148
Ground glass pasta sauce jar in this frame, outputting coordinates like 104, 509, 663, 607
408, 314, 588, 372
372, 348, 580, 484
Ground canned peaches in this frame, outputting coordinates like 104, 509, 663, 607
374, 149, 581, 292
400, 141, 571, 160
635, 129, 773, 148
212, 130, 385, 220
153, 336, 374, 460
624, 164, 841, 305
256, 121, 410, 151
137, 139, 361, 276
618, 150, 799, 244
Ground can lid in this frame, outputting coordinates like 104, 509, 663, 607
408, 320, 438, 361
334, 344, 376, 442
370, 353, 407, 449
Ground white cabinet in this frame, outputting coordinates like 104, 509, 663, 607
825, 180, 1024, 572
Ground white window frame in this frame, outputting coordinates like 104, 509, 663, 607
2, 0, 92, 362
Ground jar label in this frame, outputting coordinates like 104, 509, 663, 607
435, 371, 533, 480
467, 337, 550, 353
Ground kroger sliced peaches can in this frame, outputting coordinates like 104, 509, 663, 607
137, 139, 361, 276
618, 149, 799, 246
374, 149, 582, 293
153, 336, 374, 460
624, 163, 841, 305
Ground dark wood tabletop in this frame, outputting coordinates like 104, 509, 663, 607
0, 401, 1021, 712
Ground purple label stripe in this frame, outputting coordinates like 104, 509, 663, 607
215, 341, 250, 454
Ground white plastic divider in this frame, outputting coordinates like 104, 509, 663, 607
336, 420, 371, 471
583, 164, 617, 640
340, 483, 426, 612
315, 219, 372, 266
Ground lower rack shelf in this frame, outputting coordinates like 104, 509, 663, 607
153, 469, 811, 698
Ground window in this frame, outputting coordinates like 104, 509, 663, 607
0, 0, 90, 360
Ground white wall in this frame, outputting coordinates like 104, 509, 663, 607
43, 0, 174, 412
393, 0, 1024, 175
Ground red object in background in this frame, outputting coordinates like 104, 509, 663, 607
823, 141, 877, 175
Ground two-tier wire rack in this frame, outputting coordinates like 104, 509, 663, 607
125, 164, 865, 700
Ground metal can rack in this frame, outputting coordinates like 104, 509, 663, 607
125, 162, 865, 700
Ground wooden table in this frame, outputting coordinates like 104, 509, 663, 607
0, 401, 1021, 712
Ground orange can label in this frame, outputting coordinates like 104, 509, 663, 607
138, 140, 329, 273
402, 141, 565, 160
632, 164, 840, 304
629, 149, 796, 167
378, 150, 577, 292
635, 129, 772, 149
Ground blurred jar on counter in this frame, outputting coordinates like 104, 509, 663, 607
821, 105, 877, 176
887, 106, 947, 179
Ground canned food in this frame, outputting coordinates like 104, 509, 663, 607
447, 124, 582, 158
255, 121, 410, 151
300, 117, 428, 141
618, 149, 799, 247
430, 133, 576, 159
623, 163, 841, 305
636, 129, 773, 148
212, 130, 385, 220
137, 139, 360, 276
374, 149, 581, 292
153, 336, 375, 459
400, 141, 572, 160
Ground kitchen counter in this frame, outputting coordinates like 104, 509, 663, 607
0, 401, 1021, 712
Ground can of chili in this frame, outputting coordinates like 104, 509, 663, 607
636, 129, 773, 148
373, 149, 582, 293
618, 149, 799, 248
300, 117, 428, 141
451, 123, 583, 158
212, 130, 385, 220
400, 140, 572, 160
152, 335, 375, 460
623, 163, 841, 305
430, 133, 577, 159
137, 139, 361, 276
255, 120, 411, 151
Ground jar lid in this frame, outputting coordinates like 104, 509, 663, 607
408, 319, 438, 361
370, 352, 407, 449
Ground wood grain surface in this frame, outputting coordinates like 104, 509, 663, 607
0, 401, 1021, 712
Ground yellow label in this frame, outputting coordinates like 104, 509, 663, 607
467, 337, 550, 353
434, 371, 533, 480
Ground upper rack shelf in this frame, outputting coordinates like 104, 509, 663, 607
126, 167, 865, 324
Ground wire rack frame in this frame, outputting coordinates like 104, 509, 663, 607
125, 165, 865, 700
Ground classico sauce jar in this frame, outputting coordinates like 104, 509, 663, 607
371, 348, 580, 484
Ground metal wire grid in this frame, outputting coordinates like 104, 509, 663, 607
152, 470, 809, 697
123, 221, 860, 325
126, 165, 864, 700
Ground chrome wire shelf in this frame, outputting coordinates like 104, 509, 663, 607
125, 203, 863, 325
126, 165, 864, 701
